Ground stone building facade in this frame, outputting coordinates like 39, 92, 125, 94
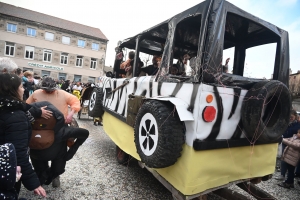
0, 2, 108, 83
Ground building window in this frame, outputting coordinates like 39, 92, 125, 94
59, 73, 66, 80
25, 46, 34, 59
23, 68, 33, 72
41, 70, 51, 77
7, 23, 17, 33
74, 75, 81, 82
5, 42, 15, 56
90, 58, 97, 69
88, 76, 95, 83
43, 49, 52, 62
76, 56, 83, 67
45, 32, 54, 41
92, 43, 99, 51
62, 36, 70, 44
27, 28, 36, 37
60, 53, 68, 65
78, 40, 85, 47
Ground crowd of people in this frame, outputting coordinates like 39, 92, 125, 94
0, 57, 89, 199
113, 50, 231, 79
114, 50, 193, 79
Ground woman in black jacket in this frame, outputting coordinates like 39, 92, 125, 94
0, 73, 46, 198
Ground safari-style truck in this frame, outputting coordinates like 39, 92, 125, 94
88, 0, 291, 199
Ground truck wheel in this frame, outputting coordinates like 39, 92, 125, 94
134, 100, 185, 168
88, 88, 104, 117
116, 146, 130, 165
242, 80, 290, 142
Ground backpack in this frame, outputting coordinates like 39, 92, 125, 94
29, 116, 56, 149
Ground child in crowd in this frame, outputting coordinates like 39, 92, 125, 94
278, 129, 300, 189
23, 71, 35, 96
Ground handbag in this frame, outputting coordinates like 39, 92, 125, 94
29, 116, 56, 149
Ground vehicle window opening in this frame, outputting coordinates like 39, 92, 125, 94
223, 12, 279, 79
114, 23, 168, 78
170, 14, 202, 78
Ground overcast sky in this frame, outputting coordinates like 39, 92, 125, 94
2, 0, 299, 78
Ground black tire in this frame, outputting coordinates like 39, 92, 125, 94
88, 88, 104, 117
242, 80, 291, 142
116, 145, 130, 165
134, 100, 185, 168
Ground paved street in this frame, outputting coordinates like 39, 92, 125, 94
19, 115, 176, 200
19, 114, 300, 200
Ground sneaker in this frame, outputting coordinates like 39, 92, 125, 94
52, 176, 60, 188
278, 182, 293, 189
275, 175, 285, 180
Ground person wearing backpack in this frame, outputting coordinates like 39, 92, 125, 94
26, 77, 89, 188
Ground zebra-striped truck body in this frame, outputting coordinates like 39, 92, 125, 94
98, 76, 247, 148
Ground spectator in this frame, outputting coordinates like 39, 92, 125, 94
33, 74, 41, 91
275, 110, 300, 181
23, 71, 35, 97
61, 80, 71, 92
0, 57, 18, 74
0, 73, 46, 198
278, 129, 300, 189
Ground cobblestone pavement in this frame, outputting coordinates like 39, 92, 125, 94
19, 114, 300, 200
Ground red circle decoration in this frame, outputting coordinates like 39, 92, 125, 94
203, 106, 216, 122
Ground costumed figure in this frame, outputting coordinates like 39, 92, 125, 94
26, 77, 89, 187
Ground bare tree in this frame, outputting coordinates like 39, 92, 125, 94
141, 53, 152, 66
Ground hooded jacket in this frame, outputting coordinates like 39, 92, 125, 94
282, 134, 300, 167
0, 96, 40, 191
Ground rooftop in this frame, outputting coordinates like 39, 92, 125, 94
0, 2, 108, 41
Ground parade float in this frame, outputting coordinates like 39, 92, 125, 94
88, 0, 290, 199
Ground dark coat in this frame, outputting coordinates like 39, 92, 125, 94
0, 143, 18, 199
24, 81, 34, 91
142, 64, 159, 76
0, 96, 40, 191
283, 121, 300, 139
